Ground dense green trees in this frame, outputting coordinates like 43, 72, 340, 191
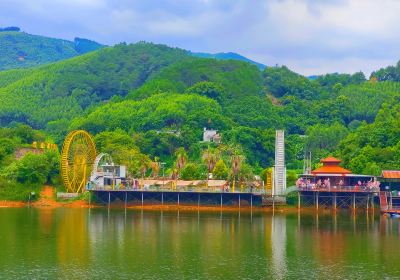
180, 163, 203, 180
3, 150, 60, 186
213, 159, 229, 179
305, 123, 349, 160
371, 61, 400, 82
0, 31, 103, 71
337, 96, 400, 173
0, 41, 400, 188
0, 42, 190, 127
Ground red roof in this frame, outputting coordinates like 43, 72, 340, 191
320, 156, 341, 163
311, 156, 352, 175
382, 170, 400, 179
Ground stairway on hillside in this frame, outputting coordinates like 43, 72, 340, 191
273, 130, 286, 196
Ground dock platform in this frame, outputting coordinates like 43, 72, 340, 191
89, 189, 263, 208
298, 188, 378, 210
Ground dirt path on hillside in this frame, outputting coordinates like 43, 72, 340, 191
31, 186, 59, 207
28, 186, 90, 208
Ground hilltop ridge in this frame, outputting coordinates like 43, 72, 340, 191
0, 29, 104, 70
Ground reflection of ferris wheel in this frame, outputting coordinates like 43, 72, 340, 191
60, 130, 97, 193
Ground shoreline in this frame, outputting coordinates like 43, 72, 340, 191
0, 198, 297, 212
0, 199, 94, 208
0, 187, 380, 214
0, 199, 374, 215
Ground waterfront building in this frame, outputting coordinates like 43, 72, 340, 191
380, 170, 400, 191
297, 156, 378, 191
296, 156, 379, 210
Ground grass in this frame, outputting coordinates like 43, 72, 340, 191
0, 180, 41, 201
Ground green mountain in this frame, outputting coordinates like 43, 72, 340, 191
0, 28, 266, 72
0, 42, 189, 127
0, 29, 103, 71
0, 41, 399, 175
190, 51, 266, 70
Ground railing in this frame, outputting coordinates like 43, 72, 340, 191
297, 185, 379, 193
382, 191, 400, 211
87, 183, 266, 194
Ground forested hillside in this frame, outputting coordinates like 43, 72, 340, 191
0, 41, 399, 190
0, 30, 103, 71
0, 43, 189, 127
190, 51, 266, 70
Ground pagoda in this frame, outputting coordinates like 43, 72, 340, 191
311, 156, 351, 175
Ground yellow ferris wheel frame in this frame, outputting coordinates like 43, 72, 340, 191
60, 130, 97, 193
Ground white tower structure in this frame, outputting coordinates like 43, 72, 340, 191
273, 130, 286, 196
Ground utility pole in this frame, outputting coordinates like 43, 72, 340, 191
161, 162, 166, 188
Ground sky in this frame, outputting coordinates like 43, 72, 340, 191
1, 0, 400, 76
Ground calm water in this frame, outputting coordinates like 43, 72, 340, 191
0, 208, 399, 279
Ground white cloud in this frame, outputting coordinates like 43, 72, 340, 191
1, 0, 400, 75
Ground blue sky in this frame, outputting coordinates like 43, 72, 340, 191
1, 0, 399, 75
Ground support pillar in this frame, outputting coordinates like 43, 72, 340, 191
220, 193, 222, 208
239, 194, 241, 209
372, 194, 375, 212
250, 194, 253, 209
313, 192, 316, 207
124, 191, 127, 209
316, 192, 319, 211
333, 193, 337, 211
366, 194, 369, 211
141, 192, 144, 206
161, 192, 164, 205
352, 193, 356, 211
108, 192, 111, 208
198, 193, 200, 208
297, 192, 301, 209
178, 193, 180, 205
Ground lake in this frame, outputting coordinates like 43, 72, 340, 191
0, 208, 399, 279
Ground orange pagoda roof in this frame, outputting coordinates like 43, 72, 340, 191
381, 170, 400, 179
311, 156, 352, 175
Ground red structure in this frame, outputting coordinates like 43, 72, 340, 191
298, 156, 378, 191
297, 156, 379, 211
311, 156, 351, 175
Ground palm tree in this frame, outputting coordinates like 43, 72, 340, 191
174, 147, 188, 190
138, 154, 151, 189
150, 157, 160, 178
170, 167, 179, 190
230, 154, 244, 192
221, 144, 245, 192
202, 147, 219, 189
175, 147, 188, 174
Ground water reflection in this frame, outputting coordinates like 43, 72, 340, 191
271, 214, 287, 279
1, 208, 400, 279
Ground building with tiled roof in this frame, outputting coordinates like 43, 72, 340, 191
380, 170, 400, 190
298, 156, 377, 190
311, 156, 351, 175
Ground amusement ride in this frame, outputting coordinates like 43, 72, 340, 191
60, 130, 97, 193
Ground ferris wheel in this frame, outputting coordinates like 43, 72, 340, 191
60, 130, 97, 193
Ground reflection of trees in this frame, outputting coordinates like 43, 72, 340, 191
3, 209, 400, 278
57, 209, 90, 267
